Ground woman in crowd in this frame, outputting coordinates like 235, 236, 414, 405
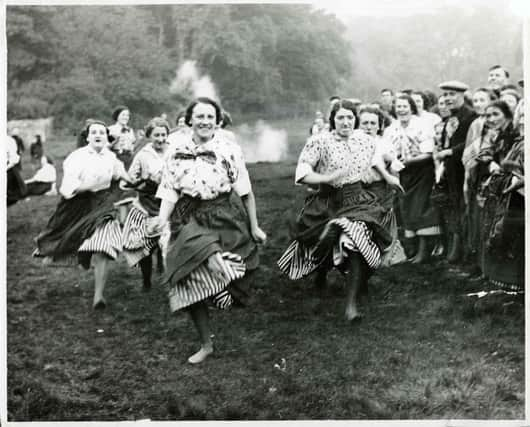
475, 100, 523, 290
24, 142, 57, 196
34, 121, 132, 309
411, 90, 441, 133
149, 97, 266, 364
435, 95, 451, 121
108, 105, 136, 167
461, 87, 497, 272
499, 88, 521, 114
383, 95, 440, 263
121, 117, 169, 290
278, 100, 397, 322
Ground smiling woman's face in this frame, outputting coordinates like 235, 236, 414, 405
191, 102, 217, 142
86, 123, 108, 152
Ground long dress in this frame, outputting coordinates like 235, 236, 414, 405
474, 126, 524, 290
121, 143, 166, 266
277, 130, 394, 281
383, 116, 440, 238
156, 132, 259, 312
34, 145, 127, 269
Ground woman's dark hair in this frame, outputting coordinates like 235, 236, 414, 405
145, 117, 170, 138
175, 111, 186, 126
85, 120, 114, 142
112, 105, 129, 122
184, 97, 222, 126
358, 105, 385, 135
395, 94, 418, 115
221, 110, 233, 129
328, 99, 359, 130
486, 100, 514, 121
411, 90, 430, 110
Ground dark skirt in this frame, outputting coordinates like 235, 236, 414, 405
35, 182, 125, 269
7, 165, 27, 206
399, 159, 440, 234
278, 181, 393, 280
162, 191, 259, 312
480, 176, 524, 290
26, 181, 53, 196
442, 157, 465, 234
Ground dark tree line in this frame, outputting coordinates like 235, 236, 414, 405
7, 4, 352, 130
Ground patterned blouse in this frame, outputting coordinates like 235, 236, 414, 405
382, 115, 434, 162
156, 132, 251, 203
295, 129, 388, 187
60, 145, 126, 199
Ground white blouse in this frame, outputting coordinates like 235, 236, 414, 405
382, 116, 434, 162
6, 136, 20, 170
27, 157, 56, 183
60, 145, 126, 199
108, 123, 136, 153
128, 143, 166, 184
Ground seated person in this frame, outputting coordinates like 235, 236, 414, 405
25, 146, 57, 196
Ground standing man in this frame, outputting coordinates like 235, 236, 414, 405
380, 88, 396, 119
435, 81, 477, 263
487, 65, 510, 92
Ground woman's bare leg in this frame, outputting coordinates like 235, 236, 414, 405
93, 252, 110, 308
344, 253, 367, 321
187, 301, 214, 364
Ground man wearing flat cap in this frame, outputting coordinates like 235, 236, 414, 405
435, 80, 477, 263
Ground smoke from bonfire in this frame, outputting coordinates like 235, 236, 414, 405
169, 60, 219, 101
235, 120, 288, 163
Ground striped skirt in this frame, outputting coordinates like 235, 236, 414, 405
162, 192, 259, 312
278, 181, 393, 280
122, 205, 160, 266
35, 184, 126, 269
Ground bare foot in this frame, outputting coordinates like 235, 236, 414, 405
188, 345, 214, 364
345, 304, 362, 322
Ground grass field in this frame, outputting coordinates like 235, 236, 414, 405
6, 119, 524, 420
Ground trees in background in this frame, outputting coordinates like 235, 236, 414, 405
7, 4, 351, 130
7, 3, 523, 130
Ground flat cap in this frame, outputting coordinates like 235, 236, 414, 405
439, 80, 469, 92
348, 98, 362, 105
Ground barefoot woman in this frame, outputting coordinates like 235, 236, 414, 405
151, 97, 266, 364
278, 99, 394, 321
34, 121, 132, 308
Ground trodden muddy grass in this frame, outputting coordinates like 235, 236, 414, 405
7, 144, 524, 420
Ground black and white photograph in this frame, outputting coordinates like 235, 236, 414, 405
3, 0, 528, 422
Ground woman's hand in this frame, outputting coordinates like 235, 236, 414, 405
208, 252, 230, 279
489, 161, 502, 175
503, 176, 524, 194
434, 149, 452, 161
251, 226, 267, 244
324, 169, 347, 184
146, 216, 167, 237
386, 174, 405, 193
